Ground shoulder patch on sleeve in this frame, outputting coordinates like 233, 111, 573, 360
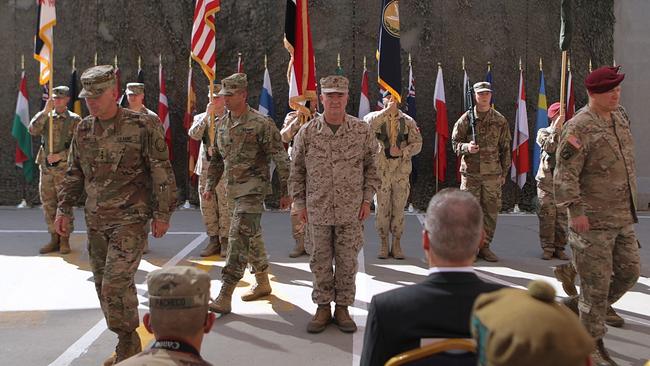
567, 134, 582, 149
154, 138, 167, 153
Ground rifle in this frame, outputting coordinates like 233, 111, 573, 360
464, 78, 477, 141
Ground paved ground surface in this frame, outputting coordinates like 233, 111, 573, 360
1, 207, 649, 366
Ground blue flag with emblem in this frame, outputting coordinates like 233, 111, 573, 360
377, 0, 401, 103
533, 69, 547, 176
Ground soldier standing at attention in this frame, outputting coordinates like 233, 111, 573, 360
203, 73, 291, 314
29, 86, 81, 255
554, 66, 640, 365
281, 101, 318, 258
289, 76, 379, 334
363, 90, 422, 259
54, 65, 177, 365
189, 85, 231, 257
451, 82, 511, 262
535, 102, 569, 260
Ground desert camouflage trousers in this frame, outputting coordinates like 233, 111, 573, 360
536, 187, 568, 251
221, 194, 268, 285
460, 174, 501, 247
570, 224, 640, 338
39, 165, 74, 234
290, 203, 312, 254
198, 160, 231, 238
309, 223, 363, 306
375, 168, 410, 240
88, 221, 146, 335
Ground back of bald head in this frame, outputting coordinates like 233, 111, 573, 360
424, 188, 483, 262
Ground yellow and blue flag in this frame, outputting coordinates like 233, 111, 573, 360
377, 0, 401, 103
533, 69, 547, 176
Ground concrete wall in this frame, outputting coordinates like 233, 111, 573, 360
614, 0, 650, 210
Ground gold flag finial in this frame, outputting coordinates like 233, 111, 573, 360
408, 53, 412, 67
589, 59, 593, 72
159, 54, 162, 65
188, 53, 192, 68
487, 61, 491, 71
264, 54, 268, 69
462, 57, 466, 70
567, 56, 571, 71
21, 54, 25, 70
94, 52, 98, 66
138, 55, 142, 70
438, 62, 442, 69
539, 57, 543, 71
363, 56, 367, 70
337, 53, 341, 68
114, 55, 118, 68
519, 58, 522, 71
72, 55, 76, 70
613, 58, 617, 67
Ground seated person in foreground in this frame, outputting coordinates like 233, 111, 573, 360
360, 188, 503, 366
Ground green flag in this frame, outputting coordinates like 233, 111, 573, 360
559, 0, 572, 51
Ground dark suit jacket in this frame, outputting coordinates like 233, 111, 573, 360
359, 271, 503, 366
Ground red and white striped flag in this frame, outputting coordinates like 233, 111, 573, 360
158, 59, 173, 160
433, 65, 448, 182
566, 67, 575, 120
358, 63, 370, 119
191, 0, 220, 81
511, 68, 530, 188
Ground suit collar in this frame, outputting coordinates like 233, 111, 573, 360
424, 271, 482, 284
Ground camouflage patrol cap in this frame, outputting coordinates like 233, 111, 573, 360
125, 82, 145, 95
473, 81, 492, 93
52, 86, 70, 98
79, 65, 116, 98
218, 73, 247, 96
320, 75, 349, 93
208, 83, 223, 97
147, 266, 211, 310
471, 280, 594, 366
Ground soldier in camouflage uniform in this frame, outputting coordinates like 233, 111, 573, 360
452, 82, 511, 262
29, 86, 81, 255
289, 76, 379, 334
554, 66, 640, 365
117, 266, 215, 366
54, 65, 177, 365
364, 91, 422, 259
281, 101, 318, 258
189, 85, 231, 257
203, 73, 291, 315
535, 102, 569, 260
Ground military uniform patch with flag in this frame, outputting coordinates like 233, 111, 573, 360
560, 134, 581, 160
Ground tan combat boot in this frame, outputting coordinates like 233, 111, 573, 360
115, 331, 141, 363
220, 236, 228, 257
391, 237, 404, 259
378, 237, 389, 259
200, 236, 221, 257
553, 248, 569, 260
209, 283, 236, 314
591, 338, 618, 366
606, 306, 624, 327
289, 237, 307, 258
553, 263, 578, 296
103, 354, 116, 366
333, 305, 357, 333
542, 249, 554, 260
307, 304, 332, 333
241, 272, 272, 301
59, 235, 71, 255
39, 233, 60, 254
477, 247, 498, 262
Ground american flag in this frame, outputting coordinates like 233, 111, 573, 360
191, 0, 220, 81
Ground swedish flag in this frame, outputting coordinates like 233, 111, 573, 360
377, 0, 401, 103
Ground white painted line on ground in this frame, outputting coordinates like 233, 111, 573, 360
0, 230, 204, 234
352, 244, 367, 366
48, 233, 207, 366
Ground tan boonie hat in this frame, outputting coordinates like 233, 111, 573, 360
208, 83, 223, 98
471, 280, 594, 366
218, 73, 247, 96
125, 82, 145, 95
473, 81, 492, 93
79, 65, 116, 98
320, 75, 349, 93
52, 86, 70, 98
147, 266, 211, 310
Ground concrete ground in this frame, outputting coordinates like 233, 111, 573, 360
0, 207, 649, 366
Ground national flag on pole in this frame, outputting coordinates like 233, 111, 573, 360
285, 0, 317, 113
358, 63, 370, 119
259, 65, 275, 119
458, 68, 469, 183
405, 60, 416, 119
12, 71, 35, 182
377, 0, 401, 103
485, 64, 494, 107
433, 66, 449, 182
34, 0, 56, 85
137, 62, 144, 83
184, 65, 199, 186
566, 66, 575, 120
158, 59, 173, 160
114, 63, 122, 102
68, 67, 82, 116
511, 68, 530, 188
191, 0, 220, 81
237, 52, 244, 73
533, 69, 548, 176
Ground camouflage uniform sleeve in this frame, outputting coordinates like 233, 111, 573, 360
451, 113, 471, 155
536, 127, 559, 154
143, 118, 177, 223
280, 111, 302, 143
362, 123, 380, 203
59, 115, 82, 163
28, 110, 48, 135
363, 109, 389, 132
205, 138, 224, 192
57, 127, 84, 218
401, 116, 422, 158
499, 117, 512, 175
554, 124, 587, 217
188, 113, 208, 141
261, 118, 291, 196
289, 127, 307, 210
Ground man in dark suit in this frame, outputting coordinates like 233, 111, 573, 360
360, 188, 503, 366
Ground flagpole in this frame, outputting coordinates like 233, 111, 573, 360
19, 54, 28, 208
47, 34, 54, 157
559, 50, 567, 125
94, 52, 98, 66
184, 53, 193, 209
435, 62, 441, 194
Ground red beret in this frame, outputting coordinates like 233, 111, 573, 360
547, 102, 561, 119
585, 66, 625, 93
